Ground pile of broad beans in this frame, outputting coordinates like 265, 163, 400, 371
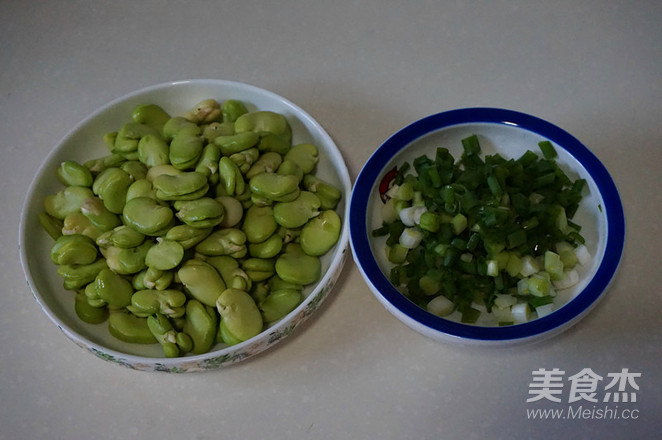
39, 98, 342, 357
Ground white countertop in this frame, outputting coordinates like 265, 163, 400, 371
2, 1, 661, 439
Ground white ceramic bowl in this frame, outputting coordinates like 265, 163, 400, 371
19, 79, 351, 372
350, 108, 625, 346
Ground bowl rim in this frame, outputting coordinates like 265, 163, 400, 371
19, 78, 351, 369
349, 107, 625, 342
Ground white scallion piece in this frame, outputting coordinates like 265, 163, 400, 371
535, 303, 555, 318
575, 244, 591, 266
553, 268, 580, 290
427, 295, 455, 317
519, 255, 540, 277
511, 302, 531, 323
399, 205, 427, 227
399, 228, 423, 249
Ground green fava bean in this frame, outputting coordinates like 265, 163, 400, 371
108, 310, 157, 344
74, 291, 108, 324
174, 197, 225, 228
57, 161, 94, 187
259, 288, 302, 323
146, 164, 182, 182
145, 238, 184, 270
245, 152, 282, 179
114, 122, 160, 154
126, 179, 157, 202
284, 143, 318, 174
243, 205, 277, 243
123, 197, 174, 235
44, 186, 94, 219
218, 319, 243, 346
221, 99, 248, 123
250, 281, 270, 303
183, 299, 218, 355
195, 144, 222, 177
235, 111, 290, 139
62, 212, 103, 240
84, 281, 105, 307
142, 267, 174, 290
203, 121, 235, 142
218, 156, 246, 196
214, 132, 260, 156
80, 197, 122, 232
120, 160, 148, 181
230, 147, 260, 174
275, 243, 321, 285
153, 171, 209, 201
165, 224, 213, 249
258, 132, 291, 155
128, 289, 187, 318
169, 126, 204, 170
249, 173, 300, 202
147, 313, 181, 358
178, 259, 226, 307
162, 116, 198, 141
206, 256, 252, 292
216, 196, 244, 228
215, 288, 263, 342
39, 212, 63, 240
84, 153, 126, 175
96, 225, 145, 249
276, 160, 303, 183
103, 132, 117, 151
195, 229, 247, 258
102, 240, 153, 275
184, 99, 221, 124
92, 167, 132, 214
138, 134, 170, 167
57, 258, 107, 290
50, 234, 98, 265
273, 191, 321, 229
248, 233, 283, 259
300, 209, 342, 256
303, 174, 342, 210
241, 258, 275, 282
268, 274, 303, 292
131, 103, 171, 132
94, 268, 133, 308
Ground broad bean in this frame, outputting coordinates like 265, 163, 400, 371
275, 243, 321, 285
215, 288, 263, 342
259, 288, 302, 323
195, 228, 247, 258
300, 210, 342, 256
242, 205, 277, 243
131, 104, 171, 132
92, 167, 132, 214
74, 291, 108, 324
57, 161, 94, 187
62, 212, 104, 239
50, 234, 98, 265
44, 186, 94, 219
177, 259, 226, 306
128, 289, 187, 318
108, 310, 157, 344
183, 300, 218, 355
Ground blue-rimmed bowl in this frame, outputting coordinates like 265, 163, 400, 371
350, 108, 625, 346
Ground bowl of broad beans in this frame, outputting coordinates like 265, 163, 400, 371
20, 79, 351, 372
350, 108, 625, 346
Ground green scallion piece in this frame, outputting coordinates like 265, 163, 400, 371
538, 141, 557, 159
